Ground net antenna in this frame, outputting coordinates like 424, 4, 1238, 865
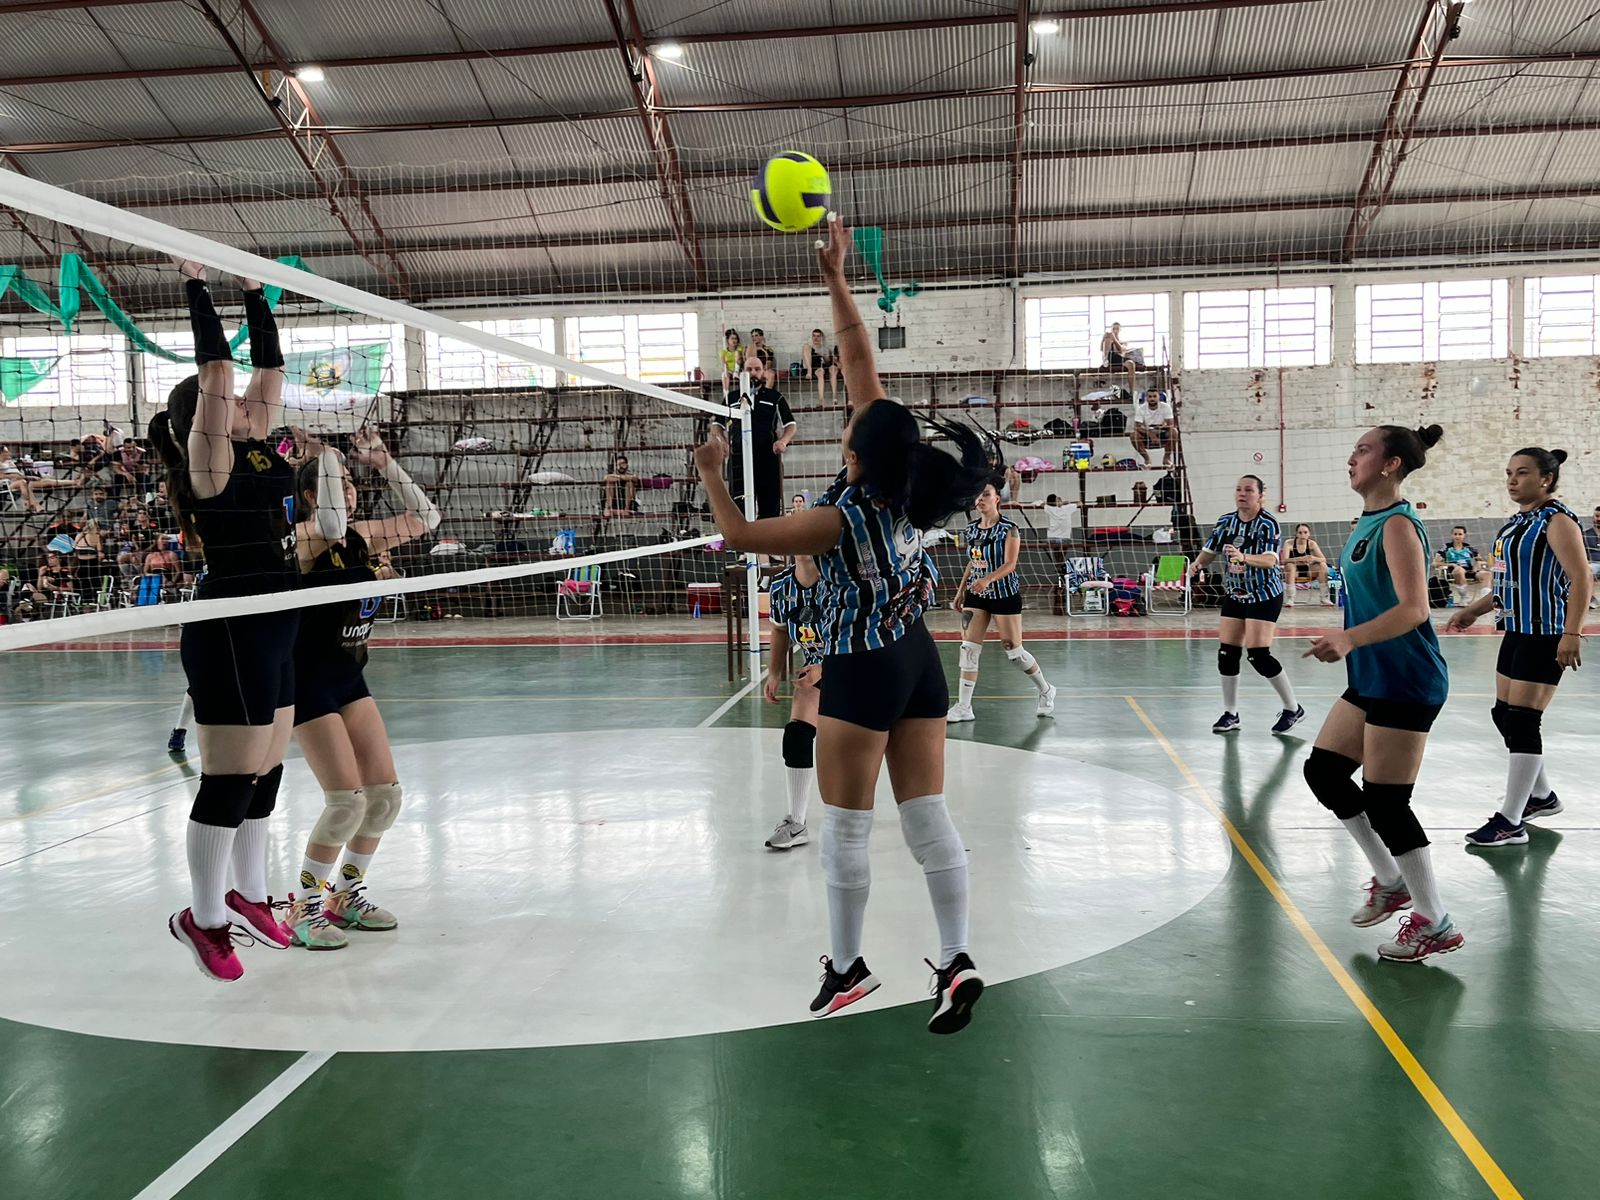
0, 169, 764, 672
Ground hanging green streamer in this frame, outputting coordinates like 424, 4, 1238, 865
0, 355, 60, 404
851, 226, 921, 314
1, 255, 312, 362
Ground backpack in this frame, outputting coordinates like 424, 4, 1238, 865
1428, 573, 1451, 608
1100, 407, 1127, 436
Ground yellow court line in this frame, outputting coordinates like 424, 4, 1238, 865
1124, 696, 1523, 1200
1, 760, 190, 825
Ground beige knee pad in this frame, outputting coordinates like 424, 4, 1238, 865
310, 788, 366, 846
358, 781, 403, 837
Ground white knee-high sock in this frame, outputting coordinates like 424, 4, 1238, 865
1531, 761, 1552, 799
173, 693, 194, 731
1395, 847, 1446, 925
1266, 672, 1297, 710
785, 768, 813, 825
1008, 648, 1049, 693
230, 817, 271, 903
1340, 814, 1402, 887
334, 847, 375, 892
820, 805, 873, 967
187, 822, 236, 928
1501, 753, 1544, 824
1220, 674, 1240, 712
958, 677, 976, 708
897, 794, 970, 968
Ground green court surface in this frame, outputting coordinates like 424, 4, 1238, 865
1, 633, 1593, 1200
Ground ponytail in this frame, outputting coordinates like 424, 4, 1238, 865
1375, 423, 1443, 479
847, 401, 990, 530
147, 407, 201, 549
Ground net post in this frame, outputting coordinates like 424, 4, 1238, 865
739, 394, 762, 682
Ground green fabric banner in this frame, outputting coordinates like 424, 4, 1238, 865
0, 355, 59, 404
2, 255, 314, 362
852, 226, 920, 314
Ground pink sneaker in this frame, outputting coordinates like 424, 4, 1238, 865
168, 908, 246, 983
225, 890, 292, 948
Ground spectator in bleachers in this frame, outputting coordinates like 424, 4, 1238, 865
0, 445, 44, 513
1100, 323, 1141, 393
604, 452, 638, 517
143, 535, 188, 596
1132, 388, 1177, 468
1041, 493, 1077, 563
1281, 522, 1333, 606
1433, 524, 1490, 605
75, 433, 115, 485
30, 551, 74, 609
73, 521, 105, 572
85, 484, 116, 527
719, 328, 743, 395
115, 437, 148, 492
1585, 504, 1600, 607
801, 328, 841, 405
151, 479, 180, 538
747, 327, 775, 370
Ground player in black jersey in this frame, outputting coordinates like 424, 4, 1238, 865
150, 260, 298, 983
284, 427, 440, 950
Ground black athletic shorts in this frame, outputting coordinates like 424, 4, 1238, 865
818, 619, 949, 732
293, 663, 373, 726
1339, 687, 1444, 733
729, 459, 783, 520
966, 591, 1022, 616
1219, 592, 1284, 623
1496, 630, 1565, 687
181, 611, 299, 727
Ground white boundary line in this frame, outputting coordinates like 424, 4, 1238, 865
129, 1050, 333, 1200
697, 679, 756, 728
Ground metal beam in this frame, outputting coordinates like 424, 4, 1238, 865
602, 0, 705, 287
1008, 1, 1030, 279
0, 2, 1314, 86
1342, 0, 1463, 259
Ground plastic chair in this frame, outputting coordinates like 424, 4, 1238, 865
556, 563, 602, 620
1144, 554, 1191, 614
92, 574, 120, 612
375, 567, 407, 624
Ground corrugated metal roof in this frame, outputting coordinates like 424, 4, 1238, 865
639, 0, 984, 40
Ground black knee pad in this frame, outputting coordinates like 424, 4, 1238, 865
190, 773, 256, 829
1304, 748, 1364, 820
1489, 699, 1510, 738
782, 719, 816, 769
1501, 705, 1543, 756
1363, 781, 1429, 856
1246, 646, 1283, 679
1218, 643, 1243, 677
246, 763, 284, 820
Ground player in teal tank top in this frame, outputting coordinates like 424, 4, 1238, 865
1302, 424, 1464, 963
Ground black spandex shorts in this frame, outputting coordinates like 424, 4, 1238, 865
1496, 631, 1565, 687
730, 462, 783, 520
966, 591, 1022, 616
1219, 592, 1284, 623
1107, 352, 1129, 367
293, 663, 373, 726
180, 611, 299, 727
819, 619, 948, 732
1339, 687, 1444, 733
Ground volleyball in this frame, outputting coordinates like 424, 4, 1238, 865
751, 152, 832, 232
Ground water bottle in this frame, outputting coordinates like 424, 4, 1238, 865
692, 598, 701, 619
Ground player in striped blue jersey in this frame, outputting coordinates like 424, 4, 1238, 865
1447, 447, 1591, 848
763, 556, 825, 851
947, 481, 1055, 722
694, 213, 992, 1035
1304, 424, 1463, 963
1188, 476, 1303, 734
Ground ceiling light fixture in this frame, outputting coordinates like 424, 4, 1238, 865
1030, 19, 1061, 35
652, 43, 685, 60
294, 65, 326, 83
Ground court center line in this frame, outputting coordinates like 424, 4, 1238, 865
698, 679, 756, 728
129, 1051, 334, 1200
1124, 697, 1524, 1200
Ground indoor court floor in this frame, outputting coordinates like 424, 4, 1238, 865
1, 626, 1594, 1200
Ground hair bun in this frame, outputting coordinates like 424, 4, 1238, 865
1551, 448, 1569, 465
1416, 423, 1444, 449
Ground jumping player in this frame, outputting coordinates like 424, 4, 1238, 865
1304, 424, 1463, 963
151, 260, 298, 982
693, 212, 990, 1035
1189, 476, 1303, 734
1448, 448, 1590, 848
946, 480, 1055, 723
763, 555, 825, 851
285, 427, 440, 949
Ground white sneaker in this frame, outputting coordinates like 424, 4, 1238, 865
946, 703, 976, 723
765, 817, 810, 850
1036, 684, 1057, 716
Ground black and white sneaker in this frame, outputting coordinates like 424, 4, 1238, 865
1271, 705, 1306, 735
1211, 711, 1241, 734
1523, 791, 1564, 820
809, 955, 880, 1018
925, 953, 984, 1036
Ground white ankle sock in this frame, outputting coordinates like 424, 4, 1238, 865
1395, 847, 1446, 925
1220, 674, 1239, 713
1340, 815, 1401, 887
334, 848, 376, 892
958, 677, 976, 708
1501, 753, 1543, 824
820, 805, 873, 967
186, 821, 237, 928
785, 767, 813, 825
229, 817, 271, 903
897, 794, 970, 968
1267, 672, 1296, 710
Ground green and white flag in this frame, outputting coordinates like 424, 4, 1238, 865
0, 355, 59, 404
259, 343, 390, 411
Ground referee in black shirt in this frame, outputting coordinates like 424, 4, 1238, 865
717, 362, 796, 519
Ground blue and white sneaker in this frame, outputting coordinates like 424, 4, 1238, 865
1523, 792, 1563, 821
167, 727, 187, 754
1212, 711, 1241, 734
1465, 813, 1528, 848
1271, 705, 1306, 735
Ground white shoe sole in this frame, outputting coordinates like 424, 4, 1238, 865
1464, 834, 1529, 848
169, 913, 240, 984
1379, 936, 1465, 963
1351, 898, 1412, 928
946, 711, 975, 723
766, 834, 811, 850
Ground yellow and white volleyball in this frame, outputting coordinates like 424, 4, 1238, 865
751, 152, 832, 233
